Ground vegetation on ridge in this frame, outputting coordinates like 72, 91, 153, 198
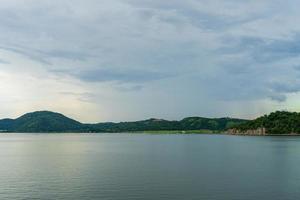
2, 110, 299, 135
83, 117, 247, 133
232, 111, 300, 135
0, 111, 83, 132
0, 111, 247, 133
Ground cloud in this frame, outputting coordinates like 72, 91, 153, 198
220, 34, 300, 64
1, 0, 300, 121
212, 33, 300, 103
0, 45, 90, 65
0, 46, 51, 65
270, 82, 300, 93
0, 58, 9, 64
50, 68, 174, 91
59, 92, 97, 102
269, 94, 287, 102
74, 69, 172, 83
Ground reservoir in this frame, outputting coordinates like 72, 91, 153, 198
0, 133, 299, 200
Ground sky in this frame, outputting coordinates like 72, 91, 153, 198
1, 0, 300, 122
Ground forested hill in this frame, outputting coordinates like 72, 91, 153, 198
88, 117, 247, 133
0, 111, 82, 133
0, 111, 247, 133
231, 111, 300, 135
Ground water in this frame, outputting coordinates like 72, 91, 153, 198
0, 134, 300, 200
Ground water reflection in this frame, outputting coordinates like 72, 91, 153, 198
0, 134, 299, 200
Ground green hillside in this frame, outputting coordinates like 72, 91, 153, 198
87, 117, 247, 133
1, 111, 83, 132
232, 111, 300, 135
0, 111, 247, 133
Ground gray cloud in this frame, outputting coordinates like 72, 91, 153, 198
0, 46, 51, 65
269, 94, 287, 102
51, 68, 173, 84
212, 31, 300, 103
269, 81, 300, 93
1, 0, 300, 120
220, 34, 300, 64
0, 45, 89, 65
0, 58, 9, 64
77, 69, 171, 83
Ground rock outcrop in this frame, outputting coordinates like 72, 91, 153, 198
228, 127, 266, 136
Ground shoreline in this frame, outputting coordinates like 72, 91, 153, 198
0, 131, 299, 136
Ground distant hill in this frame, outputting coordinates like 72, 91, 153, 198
231, 111, 300, 135
0, 111, 247, 133
0, 111, 82, 132
0, 118, 14, 131
88, 117, 247, 133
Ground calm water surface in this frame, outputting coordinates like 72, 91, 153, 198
0, 133, 300, 200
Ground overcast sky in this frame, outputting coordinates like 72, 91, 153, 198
1, 0, 300, 122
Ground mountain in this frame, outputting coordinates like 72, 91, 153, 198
0, 111, 247, 133
0, 111, 83, 132
0, 118, 14, 131
230, 111, 300, 135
